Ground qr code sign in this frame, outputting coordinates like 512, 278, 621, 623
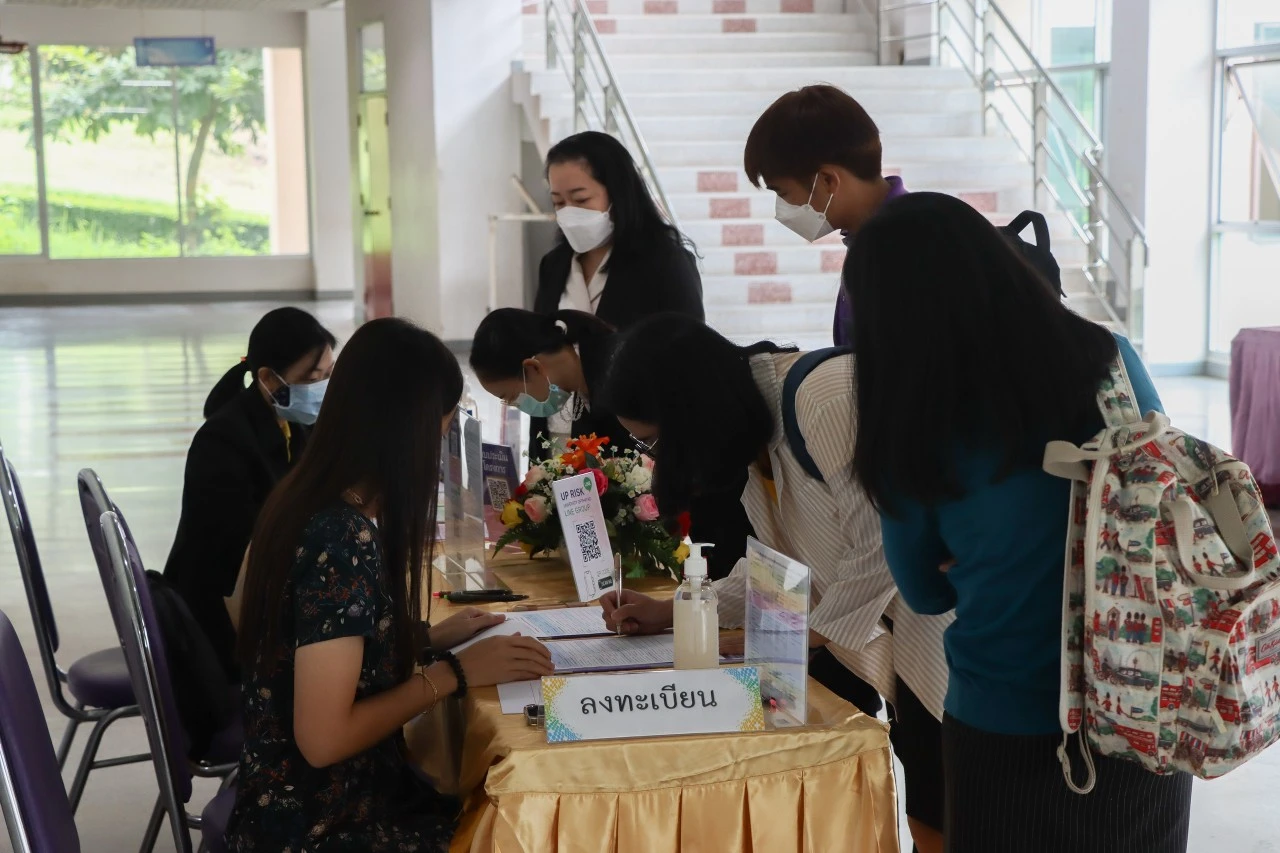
487, 477, 511, 509
576, 520, 602, 562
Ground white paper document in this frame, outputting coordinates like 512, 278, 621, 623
448, 606, 609, 654
547, 634, 676, 674
497, 680, 543, 715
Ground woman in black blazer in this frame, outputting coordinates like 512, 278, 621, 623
163, 307, 336, 680
470, 308, 751, 579
532, 131, 704, 328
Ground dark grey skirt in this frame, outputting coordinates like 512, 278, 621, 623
942, 714, 1193, 853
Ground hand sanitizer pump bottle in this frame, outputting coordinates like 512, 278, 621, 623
673, 543, 719, 670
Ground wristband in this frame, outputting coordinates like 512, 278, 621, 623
434, 650, 467, 699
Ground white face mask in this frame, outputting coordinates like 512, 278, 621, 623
775, 176, 836, 242
556, 205, 614, 254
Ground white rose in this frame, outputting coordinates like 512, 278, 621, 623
625, 465, 653, 493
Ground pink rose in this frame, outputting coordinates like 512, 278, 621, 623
523, 466, 548, 489
590, 468, 609, 495
640, 454, 655, 471
523, 495, 550, 524
634, 493, 660, 522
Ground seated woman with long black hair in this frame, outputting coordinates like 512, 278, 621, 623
164, 307, 336, 681
594, 314, 950, 853
228, 318, 554, 852
844, 192, 1186, 852
469, 308, 753, 580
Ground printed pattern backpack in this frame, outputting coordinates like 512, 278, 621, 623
1044, 355, 1280, 792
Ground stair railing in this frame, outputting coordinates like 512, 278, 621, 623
543, 0, 678, 228
875, 0, 1147, 347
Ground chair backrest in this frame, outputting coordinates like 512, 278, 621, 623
0, 446, 62, 700
76, 468, 133, 634
0, 609, 80, 853
101, 511, 194, 850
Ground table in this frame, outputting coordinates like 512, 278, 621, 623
408, 555, 900, 853
1231, 327, 1280, 505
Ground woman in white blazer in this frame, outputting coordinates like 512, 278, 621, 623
597, 313, 953, 853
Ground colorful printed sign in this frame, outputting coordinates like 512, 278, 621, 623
541, 667, 765, 743
481, 443, 520, 543
552, 473, 616, 602
745, 537, 811, 727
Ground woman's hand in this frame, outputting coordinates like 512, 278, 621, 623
457, 635, 555, 687
428, 607, 506, 650
600, 590, 674, 635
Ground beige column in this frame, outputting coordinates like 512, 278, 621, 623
265, 47, 310, 255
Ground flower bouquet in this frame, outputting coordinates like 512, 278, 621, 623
496, 434, 691, 578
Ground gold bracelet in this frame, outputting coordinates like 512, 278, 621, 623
417, 668, 440, 711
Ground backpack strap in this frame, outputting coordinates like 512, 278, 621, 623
1096, 347, 1143, 429
781, 347, 851, 483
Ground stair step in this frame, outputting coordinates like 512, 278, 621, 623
531, 51, 877, 69
702, 273, 841, 306
649, 137, 1026, 168
527, 13, 865, 34
532, 86, 983, 117
697, 244, 855, 276
533, 30, 873, 54
669, 187, 1036, 219
706, 303, 835, 334
524, 0, 850, 15
609, 65, 974, 92
637, 111, 982, 141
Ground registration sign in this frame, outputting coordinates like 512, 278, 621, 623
542, 667, 766, 743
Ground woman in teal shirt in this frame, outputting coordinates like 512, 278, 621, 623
844, 193, 1192, 852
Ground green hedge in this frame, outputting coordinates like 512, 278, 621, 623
0, 185, 269, 253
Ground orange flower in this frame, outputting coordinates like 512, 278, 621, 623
559, 433, 611, 470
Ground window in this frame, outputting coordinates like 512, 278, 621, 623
0, 52, 41, 255
1210, 47, 1280, 354
1218, 1, 1280, 49
27, 44, 308, 260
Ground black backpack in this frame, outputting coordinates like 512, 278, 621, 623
146, 571, 237, 759
1001, 209, 1063, 297
785, 212, 1063, 480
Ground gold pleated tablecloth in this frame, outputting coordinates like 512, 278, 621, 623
409, 555, 899, 853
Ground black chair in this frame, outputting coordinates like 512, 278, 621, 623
78, 470, 239, 853
0, 607, 82, 853
102, 511, 235, 853
0, 443, 149, 813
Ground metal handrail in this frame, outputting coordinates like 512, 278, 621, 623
544, 0, 677, 227
878, 0, 1148, 344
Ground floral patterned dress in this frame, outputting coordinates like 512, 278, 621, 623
226, 505, 457, 852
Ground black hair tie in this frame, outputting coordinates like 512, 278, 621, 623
434, 650, 467, 698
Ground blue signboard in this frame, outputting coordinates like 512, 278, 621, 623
134, 37, 216, 68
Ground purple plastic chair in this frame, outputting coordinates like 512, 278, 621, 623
0, 608, 81, 853
0, 444, 149, 814
101, 510, 235, 853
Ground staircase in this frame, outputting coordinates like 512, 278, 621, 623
516, 0, 1098, 350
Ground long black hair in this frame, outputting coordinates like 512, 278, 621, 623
600, 314, 794, 515
469, 308, 613, 382
204, 307, 336, 417
546, 131, 695, 270
847, 192, 1118, 512
237, 318, 463, 677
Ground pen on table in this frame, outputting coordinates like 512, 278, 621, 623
508, 601, 590, 612
433, 590, 528, 604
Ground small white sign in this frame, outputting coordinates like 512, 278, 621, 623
552, 473, 616, 602
542, 667, 766, 743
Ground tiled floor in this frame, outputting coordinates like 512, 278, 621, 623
0, 302, 1274, 852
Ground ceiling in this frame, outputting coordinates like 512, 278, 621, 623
0, 0, 337, 9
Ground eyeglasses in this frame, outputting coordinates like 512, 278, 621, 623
629, 434, 659, 456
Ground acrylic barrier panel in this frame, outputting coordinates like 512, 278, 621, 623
744, 537, 810, 728
441, 408, 492, 587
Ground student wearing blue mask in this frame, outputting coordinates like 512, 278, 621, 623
164, 307, 336, 681
470, 308, 753, 580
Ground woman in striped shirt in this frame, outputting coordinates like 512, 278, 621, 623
597, 314, 952, 853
